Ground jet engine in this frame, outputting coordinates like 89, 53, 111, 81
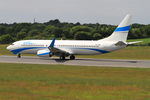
37, 49, 53, 57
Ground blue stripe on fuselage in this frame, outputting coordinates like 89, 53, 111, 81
10, 47, 109, 55
10, 47, 46, 54
78, 48, 109, 53
114, 26, 130, 32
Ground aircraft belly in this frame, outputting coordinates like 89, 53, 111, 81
72, 48, 101, 55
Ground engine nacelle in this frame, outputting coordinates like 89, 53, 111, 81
37, 49, 53, 57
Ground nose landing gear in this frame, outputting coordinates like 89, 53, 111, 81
17, 53, 21, 58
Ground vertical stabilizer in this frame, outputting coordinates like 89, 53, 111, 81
102, 14, 132, 42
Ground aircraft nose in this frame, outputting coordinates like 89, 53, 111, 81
6, 45, 11, 50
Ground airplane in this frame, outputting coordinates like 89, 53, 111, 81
6, 14, 141, 60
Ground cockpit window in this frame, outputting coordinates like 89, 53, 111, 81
11, 43, 15, 45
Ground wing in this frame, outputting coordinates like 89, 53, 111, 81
48, 39, 70, 56
37, 39, 71, 57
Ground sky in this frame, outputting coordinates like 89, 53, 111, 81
0, 0, 149, 24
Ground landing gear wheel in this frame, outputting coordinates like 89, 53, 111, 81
17, 53, 21, 58
70, 55, 75, 60
60, 56, 65, 60
62, 56, 65, 60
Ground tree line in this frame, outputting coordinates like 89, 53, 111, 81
0, 19, 150, 44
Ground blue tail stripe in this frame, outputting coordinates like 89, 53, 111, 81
115, 26, 130, 32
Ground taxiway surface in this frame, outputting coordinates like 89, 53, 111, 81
0, 56, 149, 68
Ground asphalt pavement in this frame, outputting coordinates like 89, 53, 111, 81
0, 56, 150, 68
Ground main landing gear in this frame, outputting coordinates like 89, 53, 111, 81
17, 53, 21, 58
70, 55, 75, 60
60, 56, 66, 60
59, 55, 75, 60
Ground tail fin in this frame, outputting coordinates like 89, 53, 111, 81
102, 14, 132, 42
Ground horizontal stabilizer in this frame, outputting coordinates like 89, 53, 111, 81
127, 41, 143, 45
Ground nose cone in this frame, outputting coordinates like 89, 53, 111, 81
6, 45, 11, 50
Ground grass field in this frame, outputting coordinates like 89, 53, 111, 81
0, 63, 150, 100
1, 44, 150, 60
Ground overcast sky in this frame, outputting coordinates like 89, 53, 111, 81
0, 0, 149, 24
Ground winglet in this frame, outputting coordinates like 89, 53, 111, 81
49, 38, 55, 48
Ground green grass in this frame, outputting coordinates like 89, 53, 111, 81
0, 63, 150, 100
1, 44, 150, 60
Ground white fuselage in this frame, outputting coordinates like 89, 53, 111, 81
6, 14, 132, 59
7, 39, 126, 56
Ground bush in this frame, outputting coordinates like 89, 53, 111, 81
0, 34, 14, 44
74, 31, 92, 40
